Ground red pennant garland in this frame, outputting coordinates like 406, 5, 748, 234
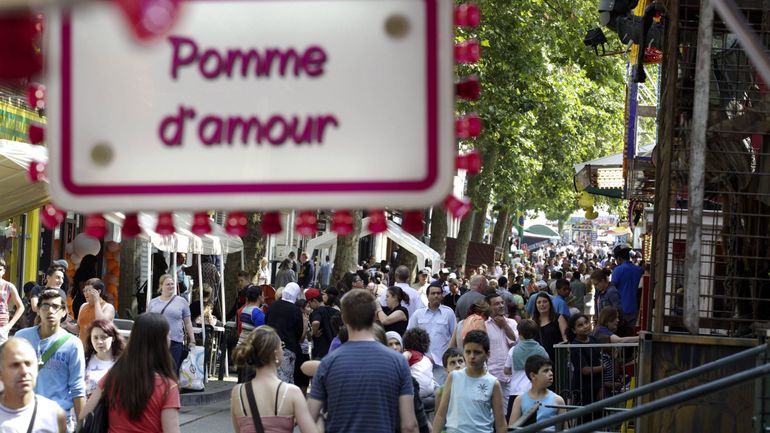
444, 195, 472, 219
455, 114, 482, 139
225, 212, 248, 237
454, 3, 481, 27
454, 40, 480, 64
85, 214, 108, 238
296, 211, 317, 236
122, 213, 142, 238
117, 0, 182, 41
0, 11, 44, 80
27, 160, 46, 182
367, 210, 388, 233
155, 212, 175, 235
402, 210, 424, 234
332, 210, 354, 236
456, 149, 482, 175
191, 211, 212, 235
27, 83, 46, 111
261, 211, 282, 235
456, 75, 481, 100
28, 123, 44, 144
40, 204, 65, 230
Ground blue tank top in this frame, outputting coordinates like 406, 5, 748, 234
520, 389, 559, 431
445, 368, 497, 433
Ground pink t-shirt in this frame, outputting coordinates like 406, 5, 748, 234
101, 375, 180, 433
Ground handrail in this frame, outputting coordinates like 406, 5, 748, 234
511, 343, 767, 433
563, 362, 770, 433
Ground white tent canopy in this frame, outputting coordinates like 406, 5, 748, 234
0, 139, 49, 221
306, 216, 442, 270
104, 212, 244, 255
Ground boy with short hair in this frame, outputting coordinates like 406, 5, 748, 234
433, 330, 507, 433
503, 319, 549, 419
508, 355, 566, 430
435, 347, 465, 405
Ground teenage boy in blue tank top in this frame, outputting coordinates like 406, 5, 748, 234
508, 355, 566, 430
432, 330, 507, 433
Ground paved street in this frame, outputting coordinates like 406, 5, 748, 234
180, 399, 232, 433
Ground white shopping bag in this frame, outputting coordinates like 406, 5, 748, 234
179, 346, 205, 391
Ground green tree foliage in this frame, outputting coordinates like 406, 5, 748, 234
456, 0, 627, 219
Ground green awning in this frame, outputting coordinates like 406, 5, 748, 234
583, 186, 624, 199
523, 224, 560, 238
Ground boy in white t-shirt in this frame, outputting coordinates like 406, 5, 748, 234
503, 319, 549, 420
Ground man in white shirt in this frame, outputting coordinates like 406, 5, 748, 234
0, 338, 66, 433
407, 282, 456, 384
484, 293, 519, 411
379, 266, 425, 317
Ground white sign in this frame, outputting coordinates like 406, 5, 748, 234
47, 0, 455, 212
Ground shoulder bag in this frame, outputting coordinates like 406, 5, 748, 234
244, 383, 266, 433
24, 396, 37, 433
76, 395, 108, 433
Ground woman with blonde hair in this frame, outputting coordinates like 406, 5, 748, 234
255, 257, 271, 286
231, 326, 318, 433
148, 274, 196, 372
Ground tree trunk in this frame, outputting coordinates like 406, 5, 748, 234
470, 140, 498, 243
331, 210, 362, 288
118, 237, 141, 318
503, 214, 514, 259
223, 212, 266, 316
395, 246, 418, 284
453, 212, 475, 274
429, 206, 448, 260
470, 209, 486, 243
491, 209, 511, 258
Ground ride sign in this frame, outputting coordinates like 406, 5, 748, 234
47, 0, 455, 212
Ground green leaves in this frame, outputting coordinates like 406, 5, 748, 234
456, 0, 625, 217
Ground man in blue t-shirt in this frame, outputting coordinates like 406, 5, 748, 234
308, 289, 418, 433
611, 245, 643, 327
16, 289, 85, 431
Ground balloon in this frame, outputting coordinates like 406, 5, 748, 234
578, 191, 594, 208
73, 233, 100, 257
64, 243, 73, 254
69, 253, 82, 265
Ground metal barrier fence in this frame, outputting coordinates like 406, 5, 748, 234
552, 341, 639, 431
511, 342, 769, 433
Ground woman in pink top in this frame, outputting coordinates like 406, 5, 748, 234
230, 326, 318, 433
82, 312, 181, 433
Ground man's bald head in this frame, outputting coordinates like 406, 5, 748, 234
469, 275, 488, 293
0, 337, 38, 400
0, 338, 36, 366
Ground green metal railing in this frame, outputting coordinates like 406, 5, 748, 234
511, 343, 769, 433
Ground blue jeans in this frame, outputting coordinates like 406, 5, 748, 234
170, 340, 185, 373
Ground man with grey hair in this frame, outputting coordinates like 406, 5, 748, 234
454, 275, 489, 320
0, 337, 66, 432
379, 266, 425, 317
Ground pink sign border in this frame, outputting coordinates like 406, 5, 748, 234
60, 0, 440, 196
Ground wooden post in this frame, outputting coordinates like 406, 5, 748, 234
684, 0, 713, 335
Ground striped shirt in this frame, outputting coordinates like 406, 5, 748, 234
309, 340, 413, 433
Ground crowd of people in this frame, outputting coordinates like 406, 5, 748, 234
222, 241, 644, 432
0, 239, 644, 432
